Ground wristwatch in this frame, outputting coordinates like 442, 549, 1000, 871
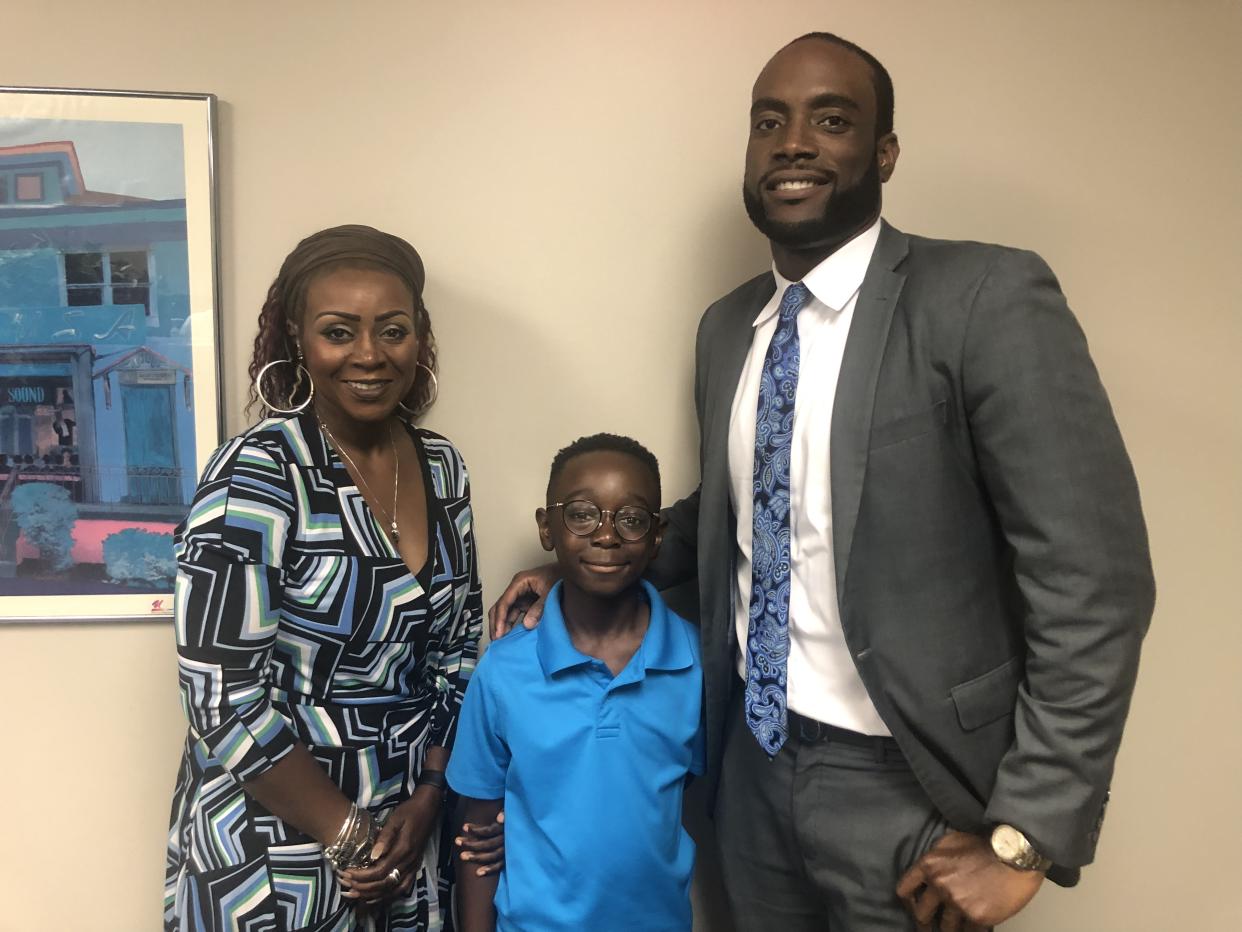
990, 824, 1052, 872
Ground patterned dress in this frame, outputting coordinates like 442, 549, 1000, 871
165, 412, 481, 932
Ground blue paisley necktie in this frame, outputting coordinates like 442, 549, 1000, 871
746, 281, 813, 756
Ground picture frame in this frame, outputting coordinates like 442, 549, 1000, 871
0, 87, 221, 623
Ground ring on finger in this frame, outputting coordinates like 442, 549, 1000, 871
388, 867, 401, 885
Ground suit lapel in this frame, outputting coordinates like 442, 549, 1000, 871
702, 273, 776, 469
700, 272, 774, 652
830, 222, 909, 592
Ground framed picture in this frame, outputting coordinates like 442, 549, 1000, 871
0, 87, 220, 622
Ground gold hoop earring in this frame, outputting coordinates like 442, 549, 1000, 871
255, 357, 314, 414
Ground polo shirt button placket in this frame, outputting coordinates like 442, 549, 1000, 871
597, 667, 621, 739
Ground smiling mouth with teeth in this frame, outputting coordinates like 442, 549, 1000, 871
773, 179, 822, 191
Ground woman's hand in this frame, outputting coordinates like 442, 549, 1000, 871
337, 787, 441, 903
456, 810, 505, 877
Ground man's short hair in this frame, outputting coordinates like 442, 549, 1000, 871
791, 32, 895, 138
547, 433, 661, 503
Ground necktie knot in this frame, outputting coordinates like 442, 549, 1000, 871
778, 281, 812, 323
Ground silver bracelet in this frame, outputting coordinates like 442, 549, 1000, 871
337, 804, 360, 846
350, 815, 380, 868
324, 803, 364, 871
324, 805, 382, 871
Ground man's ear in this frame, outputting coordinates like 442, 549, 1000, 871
536, 508, 555, 552
877, 132, 900, 183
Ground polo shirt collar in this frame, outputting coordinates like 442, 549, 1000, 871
535, 580, 695, 681
636, 580, 696, 672
534, 582, 586, 676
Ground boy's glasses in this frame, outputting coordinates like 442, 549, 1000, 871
547, 500, 657, 542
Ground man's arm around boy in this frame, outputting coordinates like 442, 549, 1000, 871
455, 797, 503, 932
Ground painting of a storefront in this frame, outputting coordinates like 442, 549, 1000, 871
0, 137, 196, 594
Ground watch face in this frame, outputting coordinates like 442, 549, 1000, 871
992, 825, 1026, 862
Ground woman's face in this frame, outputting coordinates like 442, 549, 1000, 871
297, 266, 420, 427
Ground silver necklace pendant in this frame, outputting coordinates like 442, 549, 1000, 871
390, 521, 400, 542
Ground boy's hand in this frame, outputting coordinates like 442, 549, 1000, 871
455, 810, 505, 876
488, 564, 560, 639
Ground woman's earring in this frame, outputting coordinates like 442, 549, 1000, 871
399, 363, 439, 417
255, 355, 314, 414
418, 363, 439, 409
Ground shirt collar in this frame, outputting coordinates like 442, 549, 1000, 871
535, 580, 695, 679
754, 215, 883, 328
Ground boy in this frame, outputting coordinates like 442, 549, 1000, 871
446, 433, 704, 932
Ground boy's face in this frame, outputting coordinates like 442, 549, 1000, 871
537, 450, 663, 599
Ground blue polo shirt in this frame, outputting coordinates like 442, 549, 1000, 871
447, 580, 704, 932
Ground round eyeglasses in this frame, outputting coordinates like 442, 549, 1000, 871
547, 500, 658, 542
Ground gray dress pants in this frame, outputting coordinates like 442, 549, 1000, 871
716, 695, 950, 931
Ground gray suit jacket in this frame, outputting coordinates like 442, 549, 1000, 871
649, 221, 1154, 883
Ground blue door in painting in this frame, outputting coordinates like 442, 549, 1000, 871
120, 382, 179, 504
0, 406, 35, 455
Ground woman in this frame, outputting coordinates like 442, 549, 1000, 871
165, 225, 496, 931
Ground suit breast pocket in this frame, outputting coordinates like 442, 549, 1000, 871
870, 400, 948, 450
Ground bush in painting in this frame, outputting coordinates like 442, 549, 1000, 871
102, 528, 176, 587
11, 482, 78, 572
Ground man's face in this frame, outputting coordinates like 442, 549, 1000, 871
742, 39, 896, 251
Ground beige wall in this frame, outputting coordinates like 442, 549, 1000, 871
2, 1, 1239, 929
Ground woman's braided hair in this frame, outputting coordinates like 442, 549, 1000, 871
246, 224, 438, 420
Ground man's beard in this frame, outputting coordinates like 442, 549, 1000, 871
743, 156, 882, 250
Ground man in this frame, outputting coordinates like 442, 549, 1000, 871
491, 32, 1154, 931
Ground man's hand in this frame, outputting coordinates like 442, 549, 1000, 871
487, 564, 560, 639
456, 810, 505, 877
456, 797, 504, 932
896, 830, 1044, 931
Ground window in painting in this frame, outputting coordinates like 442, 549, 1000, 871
14, 173, 44, 202
63, 250, 151, 313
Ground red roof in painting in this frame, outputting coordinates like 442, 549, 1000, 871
0, 140, 153, 205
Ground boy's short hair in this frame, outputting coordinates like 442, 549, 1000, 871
547, 433, 661, 503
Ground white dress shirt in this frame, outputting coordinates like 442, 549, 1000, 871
727, 217, 889, 735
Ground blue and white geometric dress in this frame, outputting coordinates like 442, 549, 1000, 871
164, 411, 481, 932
